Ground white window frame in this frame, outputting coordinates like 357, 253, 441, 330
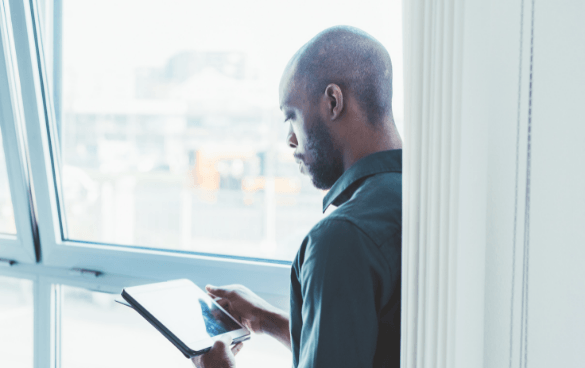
3, 0, 291, 299
0, 0, 37, 264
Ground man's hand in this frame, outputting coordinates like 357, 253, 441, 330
191, 335, 243, 368
206, 284, 291, 349
205, 284, 275, 334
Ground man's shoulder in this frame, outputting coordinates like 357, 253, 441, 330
299, 216, 343, 242
292, 171, 402, 274
305, 217, 369, 250
293, 217, 370, 269
333, 171, 402, 246
292, 213, 400, 294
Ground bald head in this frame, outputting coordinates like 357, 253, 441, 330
279, 26, 400, 189
287, 25, 393, 126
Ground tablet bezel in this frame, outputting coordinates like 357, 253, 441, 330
121, 279, 250, 357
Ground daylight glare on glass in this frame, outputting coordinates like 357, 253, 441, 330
0, 125, 16, 235
0, 276, 33, 368
57, 0, 403, 260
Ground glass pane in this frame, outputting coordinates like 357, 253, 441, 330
62, 285, 291, 368
53, 0, 403, 260
0, 276, 33, 368
0, 126, 16, 234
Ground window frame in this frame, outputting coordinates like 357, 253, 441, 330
0, 0, 37, 264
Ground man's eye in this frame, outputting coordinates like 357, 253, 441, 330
284, 114, 294, 123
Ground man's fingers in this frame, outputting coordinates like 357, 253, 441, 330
231, 342, 244, 356
192, 335, 238, 368
205, 284, 227, 298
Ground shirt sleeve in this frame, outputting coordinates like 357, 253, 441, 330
297, 218, 383, 368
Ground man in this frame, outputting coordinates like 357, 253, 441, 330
192, 25, 402, 368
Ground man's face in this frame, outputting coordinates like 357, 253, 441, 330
279, 69, 344, 190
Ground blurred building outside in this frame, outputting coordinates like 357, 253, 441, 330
60, 50, 328, 260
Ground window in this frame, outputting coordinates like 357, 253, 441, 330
47, 0, 403, 261
0, 0, 403, 367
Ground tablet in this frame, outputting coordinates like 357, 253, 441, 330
121, 279, 250, 358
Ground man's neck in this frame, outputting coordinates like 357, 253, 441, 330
342, 119, 402, 171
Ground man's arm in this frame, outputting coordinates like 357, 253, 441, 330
261, 307, 291, 349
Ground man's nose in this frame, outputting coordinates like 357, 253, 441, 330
287, 124, 298, 148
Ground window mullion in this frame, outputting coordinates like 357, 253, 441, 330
8, 0, 64, 260
34, 277, 60, 368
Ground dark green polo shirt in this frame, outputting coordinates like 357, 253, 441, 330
290, 149, 402, 368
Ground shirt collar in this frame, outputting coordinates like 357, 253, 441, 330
322, 149, 402, 212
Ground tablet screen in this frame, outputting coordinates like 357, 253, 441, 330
126, 280, 242, 346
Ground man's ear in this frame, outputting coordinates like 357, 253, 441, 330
324, 84, 344, 120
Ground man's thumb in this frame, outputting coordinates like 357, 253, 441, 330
214, 334, 233, 351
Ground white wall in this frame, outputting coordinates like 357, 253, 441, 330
483, 1, 585, 367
